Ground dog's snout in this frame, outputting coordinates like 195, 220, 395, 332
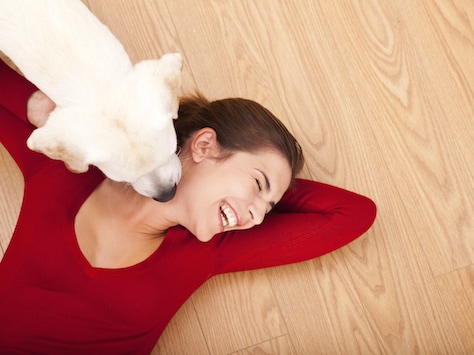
152, 184, 177, 203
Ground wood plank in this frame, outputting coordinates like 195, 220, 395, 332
1, 0, 473, 353
313, 0, 474, 275
152, 297, 210, 355
436, 265, 474, 353
165, 0, 277, 102
190, 270, 287, 354
394, 0, 474, 276
0, 144, 23, 259
231, 335, 295, 355
342, 219, 465, 354
266, 256, 382, 354
84, 0, 196, 93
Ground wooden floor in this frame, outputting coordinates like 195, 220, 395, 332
1, 0, 473, 353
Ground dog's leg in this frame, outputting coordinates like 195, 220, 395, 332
26, 107, 96, 173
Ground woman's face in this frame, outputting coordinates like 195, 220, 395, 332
173, 129, 292, 242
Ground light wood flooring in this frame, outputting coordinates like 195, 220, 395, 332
1, 0, 473, 353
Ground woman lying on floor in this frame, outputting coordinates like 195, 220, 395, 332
0, 59, 376, 354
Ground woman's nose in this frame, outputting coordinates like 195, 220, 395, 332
249, 198, 266, 225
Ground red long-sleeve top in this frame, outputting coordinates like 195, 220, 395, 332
0, 61, 376, 354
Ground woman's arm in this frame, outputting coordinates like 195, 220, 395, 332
0, 59, 51, 176
0, 60, 37, 122
212, 178, 376, 274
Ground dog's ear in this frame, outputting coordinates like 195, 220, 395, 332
134, 54, 183, 120
27, 126, 90, 173
158, 53, 183, 119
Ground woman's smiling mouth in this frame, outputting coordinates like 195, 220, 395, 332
220, 202, 238, 228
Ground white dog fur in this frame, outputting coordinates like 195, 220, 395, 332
0, 0, 183, 201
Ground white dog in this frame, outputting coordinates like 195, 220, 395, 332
0, 0, 183, 201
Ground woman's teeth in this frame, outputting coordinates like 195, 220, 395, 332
220, 203, 237, 228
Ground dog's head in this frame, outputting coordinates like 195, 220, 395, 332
27, 53, 184, 202
99, 53, 184, 201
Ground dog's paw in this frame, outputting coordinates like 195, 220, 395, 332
26, 122, 90, 174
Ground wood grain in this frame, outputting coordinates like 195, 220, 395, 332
190, 270, 287, 354
231, 335, 295, 355
437, 265, 474, 354
0, 144, 23, 259
1, 0, 473, 353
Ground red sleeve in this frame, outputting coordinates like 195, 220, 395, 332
212, 178, 377, 274
0, 61, 36, 123
0, 60, 50, 177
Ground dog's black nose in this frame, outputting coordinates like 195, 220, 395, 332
152, 184, 177, 202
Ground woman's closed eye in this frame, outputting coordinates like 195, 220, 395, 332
255, 178, 262, 192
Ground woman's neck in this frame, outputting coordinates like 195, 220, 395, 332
74, 178, 178, 268
98, 179, 178, 235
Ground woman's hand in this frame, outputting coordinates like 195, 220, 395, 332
26, 90, 56, 127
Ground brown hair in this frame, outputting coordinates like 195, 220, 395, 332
174, 93, 304, 180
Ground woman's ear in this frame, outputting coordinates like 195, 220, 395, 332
189, 128, 220, 162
